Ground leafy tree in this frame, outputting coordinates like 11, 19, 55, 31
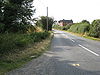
0, 0, 3, 22
81, 20, 90, 24
68, 22, 90, 34
89, 19, 100, 38
48, 17, 54, 30
2, 0, 35, 33
0, 0, 5, 33
36, 16, 54, 31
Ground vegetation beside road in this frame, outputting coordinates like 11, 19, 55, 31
66, 31, 100, 41
53, 19, 100, 41
0, 32, 50, 55
53, 24, 71, 31
0, 32, 53, 75
0, 15, 54, 75
0, 0, 55, 75
36, 16, 54, 31
0, 14, 54, 75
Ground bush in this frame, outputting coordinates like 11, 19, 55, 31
0, 34, 31, 54
77, 23, 90, 33
36, 16, 54, 31
89, 19, 100, 38
0, 23, 5, 33
53, 25, 62, 30
68, 23, 79, 33
68, 22, 90, 34
0, 32, 50, 55
30, 32, 50, 42
62, 25, 71, 30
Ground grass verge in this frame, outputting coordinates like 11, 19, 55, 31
54, 29, 100, 41
66, 31, 100, 41
83, 36, 100, 41
0, 33, 53, 75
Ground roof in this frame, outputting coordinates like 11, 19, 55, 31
59, 19, 73, 23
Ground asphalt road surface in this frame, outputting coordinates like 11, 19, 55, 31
7, 30, 100, 75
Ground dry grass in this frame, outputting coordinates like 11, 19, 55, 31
0, 34, 53, 75
64, 30, 100, 41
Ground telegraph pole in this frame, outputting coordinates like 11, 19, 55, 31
47, 7, 48, 31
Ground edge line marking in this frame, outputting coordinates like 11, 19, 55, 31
78, 44, 99, 56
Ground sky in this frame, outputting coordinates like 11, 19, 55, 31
33, 0, 100, 23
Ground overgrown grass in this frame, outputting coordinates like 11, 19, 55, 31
0, 32, 50, 55
68, 23, 90, 34
66, 31, 100, 41
0, 32, 52, 75
83, 36, 100, 41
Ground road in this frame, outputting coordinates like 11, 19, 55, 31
7, 30, 100, 75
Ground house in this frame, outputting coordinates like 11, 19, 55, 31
58, 19, 73, 26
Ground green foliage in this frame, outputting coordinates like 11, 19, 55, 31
0, 0, 3, 22
59, 19, 100, 38
0, 0, 5, 33
0, 32, 50, 55
53, 25, 63, 30
53, 25, 71, 30
30, 32, 50, 42
62, 25, 71, 30
0, 0, 35, 33
81, 20, 90, 24
68, 23, 79, 33
0, 32, 52, 75
0, 34, 30, 54
36, 16, 54, 31
0, 23, 5, 33
78, 23, 90, 33
89, 19, 100, 38
68, 22, 90, 34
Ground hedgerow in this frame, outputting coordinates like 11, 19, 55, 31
88, 19, 100, 38
68, 22, 90, 34
0, 32, 50, 55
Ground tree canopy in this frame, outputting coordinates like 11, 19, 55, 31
0, 0, 35, 33
36, 16, 54, 31
81, 20, 90, 24
89, 19, 100, 38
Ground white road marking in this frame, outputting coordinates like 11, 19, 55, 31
62, 34, 75, 43
78, 44, 99, 56
56, 30, 100, 56
70, 39, 75, 42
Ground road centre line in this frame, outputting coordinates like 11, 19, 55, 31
61, 32, 99, 56
62, 34, 75, 43
69, 39, 75, 42
78, 44, 99, 56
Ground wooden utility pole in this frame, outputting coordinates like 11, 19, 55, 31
47, 7, 48, 31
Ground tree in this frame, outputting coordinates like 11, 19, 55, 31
36, 16, 54, 31
81, 20, 90, 24
89, 19, 100, 38
0, 0, 3, 22
0, 0, 5, 33
2, 0, 35, 33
